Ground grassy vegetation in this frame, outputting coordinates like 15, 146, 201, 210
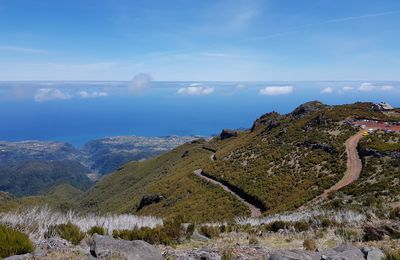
112, 216, 185, 245
359, 132, 400, 152
79, 142, 249, 222
48, 222, 85, 245
87, 226, 106, 236
77, 102, 393, 221
0, 224, 34, 258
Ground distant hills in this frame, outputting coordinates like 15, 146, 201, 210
0, 136, 197, 196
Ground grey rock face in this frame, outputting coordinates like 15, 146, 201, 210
362, 247, 385, 260
3, 253, 33, 260
137, 194, 165, 211
91, 234, 162, 260
268, 245, 366, 260
190, 230, 210, 242
219, 129, 238, 140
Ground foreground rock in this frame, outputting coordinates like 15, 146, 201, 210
164, 245, 384, 260
90, 234, 162, 260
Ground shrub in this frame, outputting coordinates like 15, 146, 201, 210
219, 225, 226, 233
248, 235, 259, 245
319, 218, 337, 228
389, 207, 400, 220
112, 218, 186, 246
221, 249, 235, 260
87, 226, 106, 236
384, 249, 400, 260
294, 221, 310, 232
163, 216, 185, 242
336, 228, 361, 242
186, 223, 195, 239
303, 237, 317, 251
266, 221, 288, 232
0, 224, 34, 258
49, 222, 85, 245
199, 226, 220, 239
113, 226, 172, 245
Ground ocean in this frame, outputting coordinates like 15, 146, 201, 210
0, 81, 399, 146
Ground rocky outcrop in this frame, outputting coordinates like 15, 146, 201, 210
137, 195, 164, 211
219, 129, 238, 140
290, 101, 326, 118
251, 111, 281, 132
269, 245, 383, 260
164, 245, 384, 260
3, 254, 33, 260
363, 222, 400, 241
90, 234, 162, 260
303, 141, 337, 155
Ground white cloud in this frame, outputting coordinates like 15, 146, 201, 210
236, 83, 247, 90
177, 86, 215, 96
77, 91, 108, 99
259, 86, 293, 96
0, 45, 51, 54
358, 82, 374, 91
342, 86, 354, 91
129, 73, 152, 95
34, 88, 71, 102
381, 85, 394, 91
321, 87, 334, 94
358, 82, 395, 92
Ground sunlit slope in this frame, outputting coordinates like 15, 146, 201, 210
80, 101, 395, 221
80, 141, 249, 222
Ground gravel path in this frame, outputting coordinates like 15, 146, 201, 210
323, 130, 364, 196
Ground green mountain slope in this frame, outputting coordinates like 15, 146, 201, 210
0, 160, 92, 196
80, 141, 249, 222
79, 101, 398, 221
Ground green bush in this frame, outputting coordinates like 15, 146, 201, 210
113, 226, 172, 245
219, 225, 226, 233
319, 218, 337, 228
389, 207, 400, 220
303, 237, 317, 251
384, 249, 400, 260
0, 224, 34, 258
248, 235, 259, 245
199, 225, 220, 239
265, 221, 288, 232
112, 216, 186, 246
221, 249, 235, 260
87, 226, 106, 236
49, 222, 85, 245
163, 216, 185, 242
294, 221, 310, 232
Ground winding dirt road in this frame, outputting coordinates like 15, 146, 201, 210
194, 169, 262, 218
322, 130, 364, 196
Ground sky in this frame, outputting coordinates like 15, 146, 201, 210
0, 0, 399, 81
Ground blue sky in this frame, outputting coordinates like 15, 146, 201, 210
0, 0, 399, 81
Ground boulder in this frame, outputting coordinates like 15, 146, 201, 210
219, 129, 238, 140
362, 247, 385, 260
269, 246, 365, 260
137, 195, 164, 211
3, 254, 33, 260
269, 250, 316, 260
191, 230, 210, 242
90, 234, 162, 260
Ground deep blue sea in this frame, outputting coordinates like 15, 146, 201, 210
0, 81, 399, 147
